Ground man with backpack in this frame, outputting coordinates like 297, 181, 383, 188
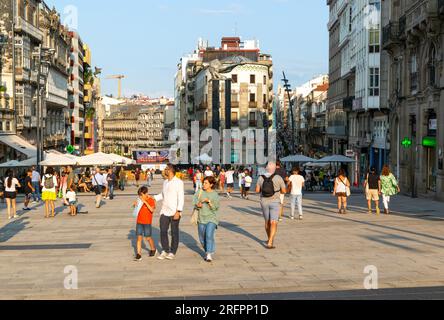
255, 162, 287, 249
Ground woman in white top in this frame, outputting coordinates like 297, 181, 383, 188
4, 170, 21, 220
41, 167, 58, 218
333, 169, 351, 215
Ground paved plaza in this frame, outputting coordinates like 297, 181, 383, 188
1, 179, 444, 300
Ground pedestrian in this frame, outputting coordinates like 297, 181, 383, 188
333, 169, 351, 215
255, 162, 287, 249
275, 161, 289, 222
243, 170, 253, 200
195, 169, 203, 193
119, 169, 126, 191
380, 165, 400, 215
225, 167, 235, 199
154, 164, 185, 260
146, 169, 152, 187
107, 168, 116, 200
92, 167, 105, 208
364, 167, 381, 215
238, 169, 245, 196
60, 169, 69, 205
288, 167, 305, 220
66, 185, 77, 216
31, 166, 41, 203
133, 186, 157, 261
134, 168, 141, 187
0, 175, 5, 204
66, 166, 76, 204
204, 166, 214, 178
4, 170, 21, 220
193, 176, 220, 262
23, 169, 34, 211
219, 169, 226, 192
41, 167, 58, 219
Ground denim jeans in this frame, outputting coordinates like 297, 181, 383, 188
32, 181, 41, 201
195, 180, 202, 193
290, 194, 303, 217
198, 222, 217, 254
109, 184, 114, 198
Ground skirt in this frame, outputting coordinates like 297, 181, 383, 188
42, 191, 57, 201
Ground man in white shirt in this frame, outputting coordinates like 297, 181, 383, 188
92, 168, 105, 208
288, 167, 305, 220
204, 166, 214, 178
225, 168, 235, 198
154, 164, 185, 260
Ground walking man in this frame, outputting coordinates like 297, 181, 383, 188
288, 167, 305, 220
256, 162, 287, 249
31, 166, 41, 203
92, 168, 105, 208
154, 164, 185, 260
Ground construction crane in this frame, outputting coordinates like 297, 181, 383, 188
105, 75, 125, 99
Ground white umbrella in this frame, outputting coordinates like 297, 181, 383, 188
281, 155, 315, 163
77, 152, 115, 166
316, 155, 356, 163
0, 158, 38, 168
40, 153, 78, 166
0, 160, 21, 168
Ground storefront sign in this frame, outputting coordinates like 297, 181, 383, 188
422, 137, 437, 148
345, 150, 355, 157
133, 150, 169, 164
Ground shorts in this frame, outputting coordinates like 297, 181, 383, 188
94, 186, 104, 195
4, 191, 17, 199
336, 192, 347, 197
42, 191, 57, 201
279, 194, 285, 205
69, 201, 77, 206
260, 199, 281, 222
136, 224, 152, 238
227, 183, 234, 188
367, 189, 380, 201
244, 187, 251, 192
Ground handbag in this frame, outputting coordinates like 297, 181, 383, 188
339, 177, 351, 197
191, 190, 203, 226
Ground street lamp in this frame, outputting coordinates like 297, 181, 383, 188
281, 72, 296, 154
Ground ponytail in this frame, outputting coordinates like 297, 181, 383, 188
6, 170, 13, 188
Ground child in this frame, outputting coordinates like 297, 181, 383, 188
133, 186, 156, 261
243, 170, 253, 200
66, 186, 77, 216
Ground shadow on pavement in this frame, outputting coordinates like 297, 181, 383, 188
219, 221, 265, 247
0, 217, 30, 243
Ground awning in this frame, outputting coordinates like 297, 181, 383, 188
0, 134, 37, 158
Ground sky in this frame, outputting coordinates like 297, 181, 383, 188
45, 0, 329, 98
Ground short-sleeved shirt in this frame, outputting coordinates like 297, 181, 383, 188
67, 171, 75, 188
289, 174, 305, 195
31, 171, 40, 182
256, 174, 286, 200
66, 191, 77, 203
225, 171, 234, 184
368, 173, 380, 190
137, 197, 155, 225
204, 170, 214, 177
5, 177, 20, 192
24, 176, 33, 194
245, 176, 253, 188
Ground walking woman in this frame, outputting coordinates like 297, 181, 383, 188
195, 169, 203, 193
4, 170, 21, 220
193, 176, 220, 262
333, 169, 351, 214
219, 169, 226, 192
41, 167, 58, 218
380, 165, 400, 215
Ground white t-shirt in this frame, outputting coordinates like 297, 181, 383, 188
289, 174, 305, 195
41, 175, 58, 193
225, 171, 234, 184
245, 176, 253, 188
204, 170, 213, 177
4, 177, 20, 192
66, 191, 77, 202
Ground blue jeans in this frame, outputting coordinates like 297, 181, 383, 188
32, 181, 41, 201
198, 222, 217, 254
109, 184, 114, 198
291, 194, 303, 217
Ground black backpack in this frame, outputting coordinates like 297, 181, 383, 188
261, 174, 276, 198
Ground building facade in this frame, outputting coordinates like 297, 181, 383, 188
382, 0, 444, 200
175, 37, 274, 164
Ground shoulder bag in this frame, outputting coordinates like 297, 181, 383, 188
191, 190, 203, 226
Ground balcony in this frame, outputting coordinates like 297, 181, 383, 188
343, 96, 355, 112
231, 101, 239, 108
382, 22, 401, 50
249, 102, 257, 108
14, 17, 43, 42
30, 70, 38, 83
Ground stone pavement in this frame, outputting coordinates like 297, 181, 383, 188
0, 179, 444, 300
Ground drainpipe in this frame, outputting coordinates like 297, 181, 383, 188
12, 0, 17, 134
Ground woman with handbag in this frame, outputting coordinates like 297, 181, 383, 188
192, 176, 220, 262
333, 169, 351, 215
380, 165, 400, 215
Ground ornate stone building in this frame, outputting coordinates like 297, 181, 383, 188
382, 0, 444, 200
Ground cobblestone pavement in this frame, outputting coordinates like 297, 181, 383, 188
0, 179, 444, 300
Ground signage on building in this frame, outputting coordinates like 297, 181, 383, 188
345, 150, 355, 157
133, 150, 169, 164
429, 119, 437, 131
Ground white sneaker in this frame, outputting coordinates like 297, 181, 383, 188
299, 215, 303, 220
157, 251, 168, 260
166, 253, 175, 260
290, 216, 295, 220
206, 254, 213, 262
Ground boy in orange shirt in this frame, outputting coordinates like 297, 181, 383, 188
134, 186, 156, 261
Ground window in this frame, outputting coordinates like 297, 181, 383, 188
232, 74, 238, 83
6, 121, 10, 131
369, 29, 380, 53
349, 7, 352, 32
428, 45, 436, 86
250, 75, 255, 84
410, 52, 418, 93
249, 112, 256, 121
369, 67, 380, 96
249, 93, 256, 102
263, 94, 267, 104
0, 122, 3, 131
231, 112, 238, 122
263, 75, 267, 84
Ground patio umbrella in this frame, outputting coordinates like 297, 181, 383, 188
107, 153, 136, 166
40, 153, 78, 166
281, 155, 315, 163
316, 155, 356, 163
77, 152, 115, 167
